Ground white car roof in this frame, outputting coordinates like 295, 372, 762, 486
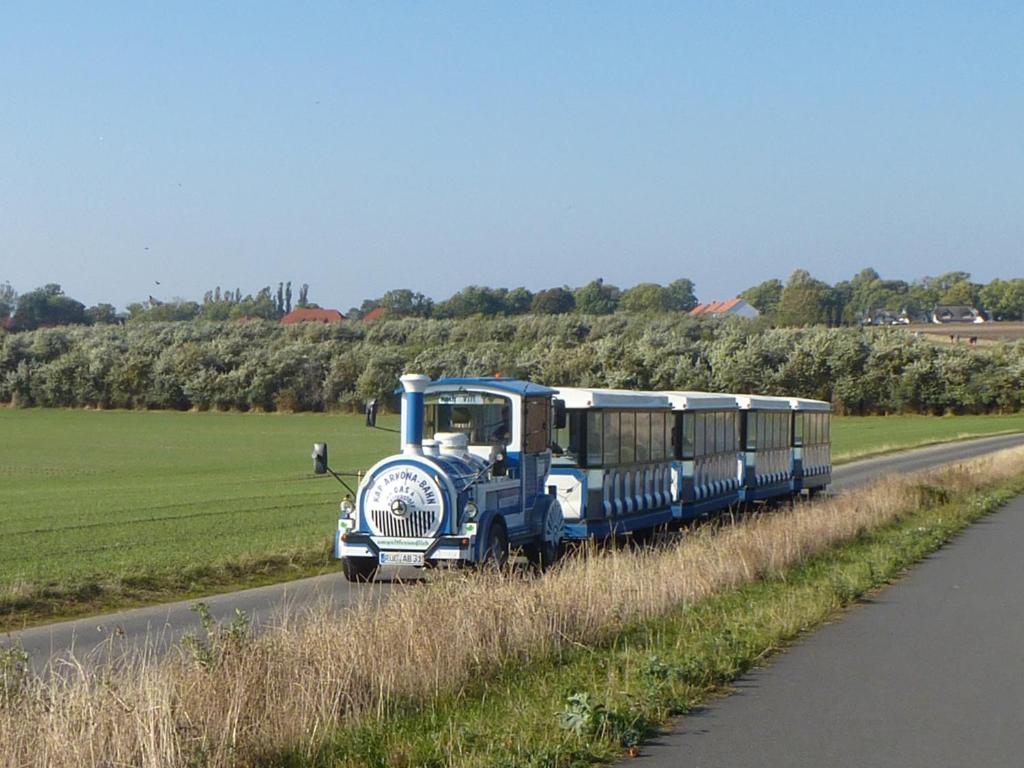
554, 387, 671, 410
727, 393, 797, 411
659, 391, 739, 411
742, 394, 832, 412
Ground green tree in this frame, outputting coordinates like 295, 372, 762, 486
379, 289, 434, 318
939, 280, 979, 307
9, 284, 87, 330
438, 285, 507, 317
925, 271, 972, 294
85, 303, 118, 324
741, 279, 783, 316
979, 278, 1024, 320
573, 278, 620, 315
775, 270, 829, 327
665, 278, 698, 311
0, 282, 16, 320
504, 287, 534, 315
620, 283, 671, 313
126, 299, 201, 322
531, 287, 576, 315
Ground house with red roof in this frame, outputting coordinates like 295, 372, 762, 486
688, 298, 759, 320
280, 308, 345, 325
361, 306, 386, 322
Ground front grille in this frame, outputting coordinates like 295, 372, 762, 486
368, 507, 439, 537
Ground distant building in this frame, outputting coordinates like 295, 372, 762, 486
361, 306, 386, 322
688, 298, 760, 320
860, 308, 901, 326
931, 306, 985, 324
280, 308, 345, 325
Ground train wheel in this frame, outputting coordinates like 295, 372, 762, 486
527, 504, 564, 571
482, 522, 509, 570
341, 556, 378, 583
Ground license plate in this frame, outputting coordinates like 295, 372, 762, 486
379, 551, 425, 567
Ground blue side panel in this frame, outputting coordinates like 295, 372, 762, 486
739, 481, 793, 502
675, 492, 740, 520
563, 506, 675, 540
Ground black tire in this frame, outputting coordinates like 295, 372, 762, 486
341, 556, 378, 583
482, 521, 509, 569
526, 504, 564, 571
526, 537, 560, 571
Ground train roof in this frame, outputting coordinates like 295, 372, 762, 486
745, 394, 832, 412
658, 391, 738, 411
426, 378, 558, 397
791, 397, 831, 412
728, 393, 796, 411
553, 387, 672, 410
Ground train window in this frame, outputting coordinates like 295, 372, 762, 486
603, 411, 620, 466
695, 413, 706, 456
425, 393, 511, 445
651, 412, 664, 461
680, 413, 694, 459
524, 397, 550, 453
715, 411, 726, 454
620, 411, 636, 464
794, 413, 803, 447
636, 411, 651, 462
587, 411, 603, 467
555, 410, 585, 462
746, 412, 757, 450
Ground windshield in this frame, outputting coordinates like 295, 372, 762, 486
425, 392, 512, 446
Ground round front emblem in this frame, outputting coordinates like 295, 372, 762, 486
390, 498, 409, 517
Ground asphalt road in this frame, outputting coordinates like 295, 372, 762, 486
5, 432, 1024, 671
631, 479, 1024, 767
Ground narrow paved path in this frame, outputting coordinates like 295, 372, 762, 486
5, 433, 1024, 670
632, 469, 1024, 766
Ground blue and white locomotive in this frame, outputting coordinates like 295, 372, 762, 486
328, 374, 565, 581
317, 375, 832, 579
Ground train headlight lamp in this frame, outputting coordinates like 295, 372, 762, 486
464, 501, 479, 521
340, 497, 355, 518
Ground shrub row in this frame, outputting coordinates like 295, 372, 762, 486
1, 316, 1022, 415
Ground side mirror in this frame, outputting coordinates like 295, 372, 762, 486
365, 398, 378, 428
312, 443, 328, 475
553, 399, 567, 430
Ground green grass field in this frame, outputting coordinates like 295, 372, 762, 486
831, 413, 1024, 462
1, 407, 1023, 625
0, 409, 398, 624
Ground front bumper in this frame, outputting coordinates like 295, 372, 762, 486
337, 531, 475, 562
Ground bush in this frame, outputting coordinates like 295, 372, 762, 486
0, 319, 1021, 414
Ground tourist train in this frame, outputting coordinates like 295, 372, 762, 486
316, 374, 830, 582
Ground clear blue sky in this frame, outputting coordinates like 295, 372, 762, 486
1, 2, 1022, 311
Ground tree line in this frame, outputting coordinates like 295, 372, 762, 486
0, 281, 314, 331
2, 314, 1022, 416
742, 269, 1024, 325
4, 267, 1022, 334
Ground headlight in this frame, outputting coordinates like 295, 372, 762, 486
340, 498, 355, 518
464, 501, 479, 521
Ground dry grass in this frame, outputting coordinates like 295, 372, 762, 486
3, 447, 1023, 767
